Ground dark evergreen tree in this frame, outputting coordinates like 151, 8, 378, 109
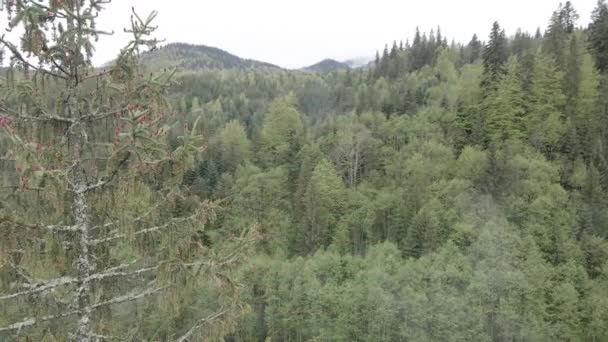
564, 34, 582, 118
467, 34, 483, 63
511, 29, 534, 57
481, 22, 509, 92
561, 1, 580, 33
543, 3, 570, 69
589, 0, 608, 72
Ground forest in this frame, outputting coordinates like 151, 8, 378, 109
1, 0, 608, 341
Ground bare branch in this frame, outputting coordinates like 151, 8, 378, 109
1, 262, 158, 301
90, 213, 199, 246
0, 309, 80, 333
0, 105, 75, 124
81, 68, 113, 81
0, 276, 76, 301
174, 309, 226, 342
78, 151, 130, 194
0, 285, 166, 333
81, 107, 127, 121
91, 285, 168, 310
13, 222, 81, 233
0, 37, 69, 81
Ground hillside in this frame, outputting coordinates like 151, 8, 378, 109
140, 42, 282, 71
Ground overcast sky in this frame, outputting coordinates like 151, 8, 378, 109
0, 0, 598, 69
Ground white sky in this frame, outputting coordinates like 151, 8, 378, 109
0, 0, 597, 69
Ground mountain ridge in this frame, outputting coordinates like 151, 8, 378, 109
139, 42, 282, 71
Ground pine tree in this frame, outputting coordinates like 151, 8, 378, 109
467, 34, 483, 63
543, 1, 579, 70
512, 29, 534, 57
481, 22, 508, 92
589, 0, 608, 72
380, 45, 390, 77
561, 1, 580, 34
543, 3, 571, 70
564, 34, 582, 118
575, 53, 601, 157
484, 57, 527, 145
0, 2, 255, 340
411, 27, 424, 70
527, 53, 567, 155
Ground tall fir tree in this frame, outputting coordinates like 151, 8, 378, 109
466, 34, 483, 63
484, 57, 527, 145
589, 0, 608, 72
562, 1, 580, 33
481, 22, 508, 92
527, 53, 567, 155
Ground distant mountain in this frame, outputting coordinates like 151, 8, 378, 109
301, 59, 351, 73
140, 43, 281, 71
301, 56, 375, 73
343, 56, 374, 69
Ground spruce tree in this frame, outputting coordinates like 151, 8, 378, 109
527, 53, 567, 155
466, 34, 483, 63
0, 1, 255, 340
481, 22, 508, 92
543, 3, 569, 70
564, 34, 582, 117
589, 0, 608, 72
484, 57, 526, 145
561, 1, 580, 34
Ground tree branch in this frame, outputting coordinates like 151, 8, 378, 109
0, 276, 76, 301
1, 262, 158, 301
0, 285, 166, 333
91, 285, 168, 310
14, 223, 80, 233
0, 309, 80, 333
0, 37, 69, 81
0, 105, 75, 124
90, 213, 199, 246
78, 151, 130, 194
174, 309, 226, 342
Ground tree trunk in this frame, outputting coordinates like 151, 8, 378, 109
68, 85, 93, 341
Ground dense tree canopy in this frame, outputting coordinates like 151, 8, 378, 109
1, 1, 608, 341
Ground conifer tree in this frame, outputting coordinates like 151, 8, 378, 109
484, 57, 526, 145
527, 53, 567, 155
466, 34, 483, 63
543, 2, 578, 69
0, 1, 255, 340
481, 22, 508, 92
302, 158, 345, 252
562, 1, 580, 34
589, 0, 608, 72
564, 34, 582, 118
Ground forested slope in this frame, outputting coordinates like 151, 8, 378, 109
168, 2, 608, 340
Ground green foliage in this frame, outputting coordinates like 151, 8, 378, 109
302, 158, 346, 251
484, 57, 526, 145
259, 95, 305, 167
526, 53, 567, 155
481, 21, 509, 91
2, 1, 608, 340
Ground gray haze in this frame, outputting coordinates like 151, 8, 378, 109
0, 0, 597, 68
